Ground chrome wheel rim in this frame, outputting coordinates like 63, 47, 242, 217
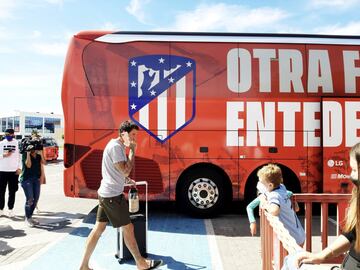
187, 178, 219, 209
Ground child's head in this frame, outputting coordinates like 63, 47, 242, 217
257, 164, 283, 191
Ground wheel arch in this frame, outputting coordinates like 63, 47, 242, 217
244, 162, 301, 203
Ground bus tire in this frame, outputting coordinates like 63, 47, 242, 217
177, 167, 225, 217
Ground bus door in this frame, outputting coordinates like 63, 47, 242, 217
322, 97, 360, 193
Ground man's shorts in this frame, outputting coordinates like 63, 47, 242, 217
96, 194, 131, 228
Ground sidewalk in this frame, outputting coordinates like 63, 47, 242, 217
0, 160, 338, 270
0, 160, 262, 269
0, 161, 97, 269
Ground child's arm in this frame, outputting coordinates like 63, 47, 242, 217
294, 202, 300, 212
266, 203, 280, 216
246, 197, 261, 236
286, 190, 300, 212
249, 222, 257, 236
246, 197, 260, 224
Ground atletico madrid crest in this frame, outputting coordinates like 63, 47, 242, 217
128, 55, 196, 143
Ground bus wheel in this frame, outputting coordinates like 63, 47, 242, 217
177, 168, 225, 217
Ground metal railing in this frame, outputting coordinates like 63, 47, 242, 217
260, 193, 351, 270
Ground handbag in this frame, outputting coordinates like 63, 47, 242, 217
341, 253, 360, 269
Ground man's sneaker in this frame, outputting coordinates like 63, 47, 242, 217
31, 218, 40, 225
25, 218, 35, 227
8, 209, 14, 218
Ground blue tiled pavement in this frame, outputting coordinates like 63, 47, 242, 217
25, 211, 212, 270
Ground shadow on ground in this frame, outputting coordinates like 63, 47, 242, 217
0, 225, 26, 239
118, 253, 207, 270
0, 240, 15, 256
76, 200, 339, 238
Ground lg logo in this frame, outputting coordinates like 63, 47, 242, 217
327, 159, 344, 168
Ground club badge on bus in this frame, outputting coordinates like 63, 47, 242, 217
128, 55, 196, 143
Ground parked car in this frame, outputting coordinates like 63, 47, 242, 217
42, 137, 59, 161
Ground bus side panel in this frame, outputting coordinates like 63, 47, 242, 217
63, 169, 74, 197
64, 41, 175, 199
305, 139, 322, 193
73, 129, 113, 198
169, 42, 311, 200
169, 129, 238, 200
73, 97, 170, 199
62, 37, 94, 197
167, 42, 239, 199
306, 45, 360, 194
306, 44, 360, 98
82, 41, 171, 97
72, 130, 170, 200
322, 98, 360, 194
170, 42, 237, 98
74, 97, 129, 130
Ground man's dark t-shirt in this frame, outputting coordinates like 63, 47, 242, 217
20, 153, 41, 182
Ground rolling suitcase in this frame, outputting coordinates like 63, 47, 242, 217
115, 181, 148, 264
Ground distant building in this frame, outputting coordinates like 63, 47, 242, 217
0, 111, 64, 145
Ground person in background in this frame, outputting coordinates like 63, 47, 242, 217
20, 141, 45, 227
295, 142, 360, 269
0, 128, 21, 217
246, 175, 300, 236
259, 164, 305, 246
30, 130, 46, 213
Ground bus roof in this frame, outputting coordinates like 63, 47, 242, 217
81, 31, 360, 45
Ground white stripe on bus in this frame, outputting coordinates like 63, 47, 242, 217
157, 91, 167, 139
176, 76, 186, 129
139, 104, 149, 129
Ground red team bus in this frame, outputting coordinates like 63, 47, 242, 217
62, 31, 360, 216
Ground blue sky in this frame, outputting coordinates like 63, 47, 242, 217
1, 0, 360, 115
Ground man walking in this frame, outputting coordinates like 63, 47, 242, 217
0, 128, 21, 217
79, 120, 162, 270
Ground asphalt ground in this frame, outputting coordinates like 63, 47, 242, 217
0, 159, 339, 270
